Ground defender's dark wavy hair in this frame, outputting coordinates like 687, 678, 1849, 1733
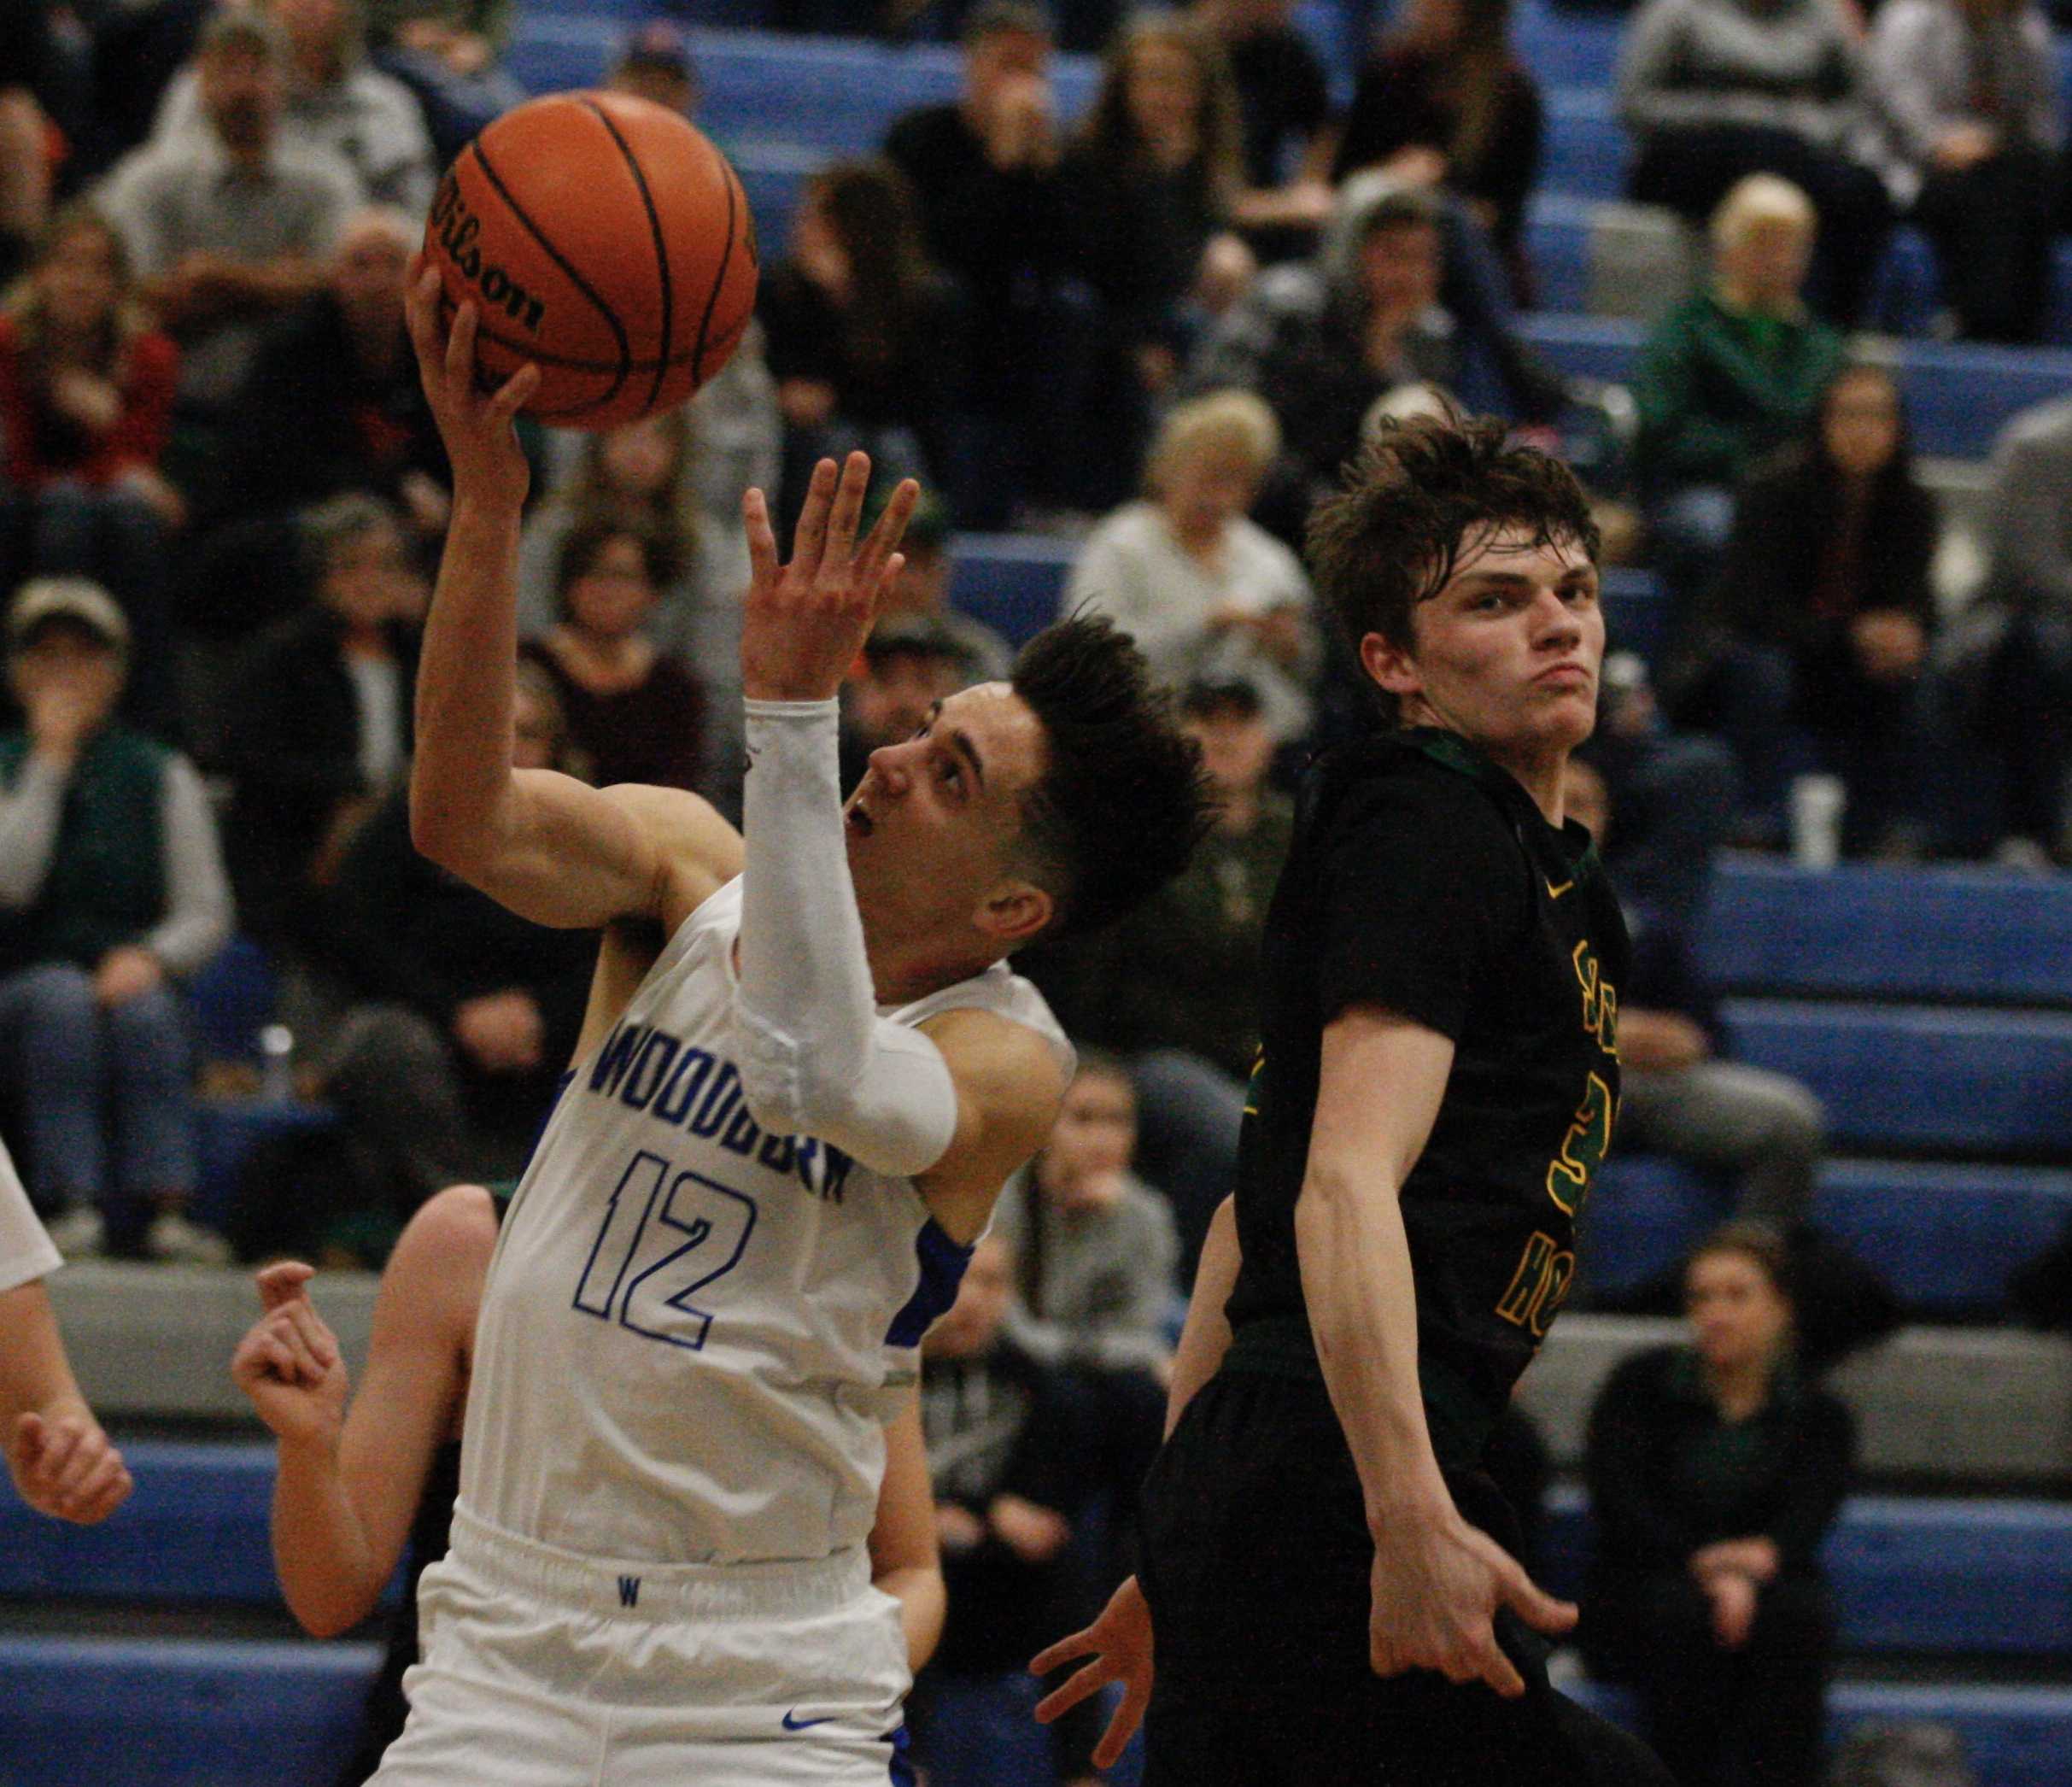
1010, 612, 1215, 940
1306, 408, 1600, 724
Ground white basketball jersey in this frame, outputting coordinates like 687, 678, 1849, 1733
459, 877, 1071, 1566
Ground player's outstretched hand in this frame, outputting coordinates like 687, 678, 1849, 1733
1367, 1505, 1576, 1697
231, 1262, 349, 1450
402, 255, 539, 513
1029, 1573, 1154, 1770
7, 1408, 132, 1524
740, 453, 919, 704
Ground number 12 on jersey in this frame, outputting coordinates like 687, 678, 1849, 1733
572, 1150, 758, 1350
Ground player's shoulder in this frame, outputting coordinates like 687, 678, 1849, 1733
392, 1183, 500, 1273
1302, 729, 1524, 861
600, 781, 746, 932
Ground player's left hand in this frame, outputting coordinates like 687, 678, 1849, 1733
404, 255, 539, 514
7, 1406, 132, 1524
740, 453, 918, 703
1030, 1573, 1154, 1770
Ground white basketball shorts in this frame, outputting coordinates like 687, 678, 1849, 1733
370, 1505, 916, 1786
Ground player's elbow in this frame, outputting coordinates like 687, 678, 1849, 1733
284, 1578, 379, 1639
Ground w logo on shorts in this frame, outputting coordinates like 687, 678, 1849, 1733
618, 1575, 641, 1608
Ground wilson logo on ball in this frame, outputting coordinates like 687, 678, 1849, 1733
431, 175, 547, 333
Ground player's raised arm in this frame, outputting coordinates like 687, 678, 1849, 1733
1298, 1005, 1576, 1699
402, 261, 734, 932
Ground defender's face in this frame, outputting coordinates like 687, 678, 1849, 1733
844, 681, 1049, 938
1367, 528, 1603, 762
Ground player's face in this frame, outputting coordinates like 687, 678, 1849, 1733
1367, 527, 1603, 767
844, 682, 1052, 949
1687, 1249, 1792, 1377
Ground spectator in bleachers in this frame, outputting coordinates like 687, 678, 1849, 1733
1564, 759, 1826, 1248
311, 664, 594, 1229
840, 611, 995, 794
1583, 1222, 1854, 1787
152, 0, 436, 217
1062, 12, 1257, 506
1333, 0, 1547, 304
1633, 176, 1843, 630
210, 208, 445, 545
518, 515, 705, 794
1865, 0, 2063, 343
0, 203, 184, 737
758, 157, 961, 534
1040, 674, 1285, 1277
1704, 362, 1943, 854
1185, 0, 1341, 263
0, 1134, 132, 1522
1618, 0, 1892, 324
0, 578, 232, 1263
223, 492, 419, 956
1066, 388, 1319, 744
863, 490, 1013, 681
606, 18, 698, 119
0, 5, 55, 289
883, 2, 1093, 526
365, 0, 525, 165
231, 1190, 943, 1787
913, 1230, 1108, 1787
1936, 390, 2072, 863
94, 12, 355, 431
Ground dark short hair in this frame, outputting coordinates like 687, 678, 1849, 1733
1306, 410, 1599, 724
552, 513, 678, 609
1010, 613, 1214, 940
963, 0, 1052, 44
1686, 1220, 1795, 1305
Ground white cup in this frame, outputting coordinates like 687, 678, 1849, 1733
1789, 773, 1847, 870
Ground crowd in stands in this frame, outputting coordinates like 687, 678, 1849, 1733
3, 0, 2071, 1780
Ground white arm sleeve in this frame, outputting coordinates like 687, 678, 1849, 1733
0, 1137, 60, 1293
732, 699, 960, 1177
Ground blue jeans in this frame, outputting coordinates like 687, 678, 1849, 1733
0, 962, 197, 1241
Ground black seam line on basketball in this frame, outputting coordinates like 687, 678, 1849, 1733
577, 95, 673, 416
685, 149, 740, 387
465, 136, 632, 410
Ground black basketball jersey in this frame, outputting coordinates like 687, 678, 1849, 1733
1223, 728, 1629, 1470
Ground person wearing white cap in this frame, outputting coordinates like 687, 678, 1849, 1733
0, 577, 234, 1263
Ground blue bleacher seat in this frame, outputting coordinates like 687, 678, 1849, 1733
947, 532, 1077, 647
1538, 1487, 2072, 1657
1587, 1157, 2072, 1309
1699, 860, 2072, 1006
0, 1638, 381, 1787
1718, 999, 2072, 1154
184, 935, 279, 1065
1562, 1678, 2072, 1787
192, 1097, 342, 1233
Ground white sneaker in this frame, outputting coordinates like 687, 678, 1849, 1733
145, 1209, 232, 1266
44, 1206, 105, 1259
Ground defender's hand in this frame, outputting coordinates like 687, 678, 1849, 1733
1031, 1573, 1154, 1769
739, 453, 917, 703
404, 256, 539, 513
231, 1263, 349, 1450
8, 1409, 132, 1524
1366, 1504, 1576, 1697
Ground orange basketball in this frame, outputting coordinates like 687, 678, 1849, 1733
423, 91, 759, 430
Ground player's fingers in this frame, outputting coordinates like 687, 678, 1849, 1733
13, 1410, 45, 1465
1031, 1657, 1112, 1725
64, 1450, 132, 1524
741, 487, 780, 595
857, 477, 919, 583
255, 1260, 315, 1310
820, 450, 872, 581
28, 1417, 81, 1487
444, 298, 479, 392
1027, 1627, 1097, 1678
488, 360, 541, 425
787, 458, 838, 583
268, 1309, 326, 1386
1090, 1670, 1153, 1769
279, 1299, 339, 1370
873, 551, 907, 612
1503, 1570, 1578, 1638
1473, 1631, 1528, 1701
51, 1426, 108, 1500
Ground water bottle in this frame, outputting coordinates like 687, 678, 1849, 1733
259, 1024, 296, 1104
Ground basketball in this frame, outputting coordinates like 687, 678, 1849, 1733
423, 90, 759, 430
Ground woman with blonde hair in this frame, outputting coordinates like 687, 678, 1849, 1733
0, 204, 184, 733
1067, 387, 1317, 741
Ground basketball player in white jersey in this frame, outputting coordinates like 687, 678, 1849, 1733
0, 1134, 131, 1523
353, 269, 1209, 1784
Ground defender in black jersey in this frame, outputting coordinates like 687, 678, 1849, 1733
1034, 416, 1673, 1785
